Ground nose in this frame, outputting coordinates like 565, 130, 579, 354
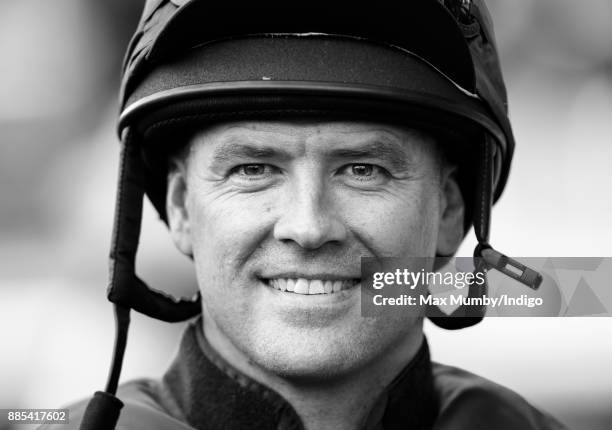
273, 176, 347, 250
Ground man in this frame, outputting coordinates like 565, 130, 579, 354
43, 1, 567, 429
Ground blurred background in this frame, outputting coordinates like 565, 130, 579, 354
1, 1, 611, 429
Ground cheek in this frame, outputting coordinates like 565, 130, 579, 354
186, 192, 275, 340
337, 185, 440, 257
187, 191, 275, 289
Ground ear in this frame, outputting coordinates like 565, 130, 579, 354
436, 167, 465, 256
166, 164, 193, 257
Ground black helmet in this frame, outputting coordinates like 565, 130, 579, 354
79, 2, 542, 428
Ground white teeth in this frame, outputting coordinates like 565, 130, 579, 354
267, 278, 358, 295
286, 279, 295, 292
309, 280, 324, 294
324, 281, 333, 294
294, 278, 309, 294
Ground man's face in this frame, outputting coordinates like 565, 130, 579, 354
167, 120, 463, 379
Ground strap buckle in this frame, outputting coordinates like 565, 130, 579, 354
475, 244, 542, 290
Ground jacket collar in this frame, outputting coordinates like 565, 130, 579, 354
161, 319, 437, 430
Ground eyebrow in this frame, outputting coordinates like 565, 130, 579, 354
210, 139, 292, 165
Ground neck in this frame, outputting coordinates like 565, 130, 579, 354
272, 337, 423, 430
274, 376, 384, 430
203, 317, 424, 430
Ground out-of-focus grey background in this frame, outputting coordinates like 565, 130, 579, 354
1, 1, 611, 429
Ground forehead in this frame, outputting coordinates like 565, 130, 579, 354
185, 120, 440, 161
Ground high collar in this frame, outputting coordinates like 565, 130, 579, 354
160, 319, 438, 430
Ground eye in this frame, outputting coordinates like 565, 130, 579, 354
228, 164, 281, 187
350, 164, 374, 177
236, 164, 268, 176
339, 163, 389, 184
230, 164, 275, 177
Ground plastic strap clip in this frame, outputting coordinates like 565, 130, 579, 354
478, 246, 542, 290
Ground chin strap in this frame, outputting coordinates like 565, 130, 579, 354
106, 129, 201, 321
429, 137, 542, 330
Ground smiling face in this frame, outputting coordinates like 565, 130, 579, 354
166, 120, 464, 380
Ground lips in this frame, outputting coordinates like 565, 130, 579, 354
265, 278, 360, 295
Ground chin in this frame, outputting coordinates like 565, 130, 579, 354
254, 347, 363, 382
245, 324, 384, 382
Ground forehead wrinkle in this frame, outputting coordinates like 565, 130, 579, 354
220, 122, 321, 146
308, 127, 427, 153
193, 123, 303, 148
